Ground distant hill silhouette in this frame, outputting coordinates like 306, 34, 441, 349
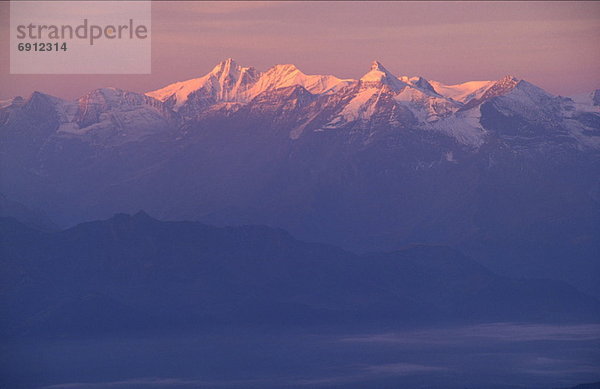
1, 213, 598, 338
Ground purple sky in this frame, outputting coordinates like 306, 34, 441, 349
1, 1, 599, 100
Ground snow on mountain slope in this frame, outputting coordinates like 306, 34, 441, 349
146, 59, 352, 116
401, 76, 440, 96
430, 105, 487, 147
326, 62, 465, 137
560, 90, 600, 149
248, 63, 352, 97
146, 58, 259, 110
484, 79, 554, 116
360, 61, 407, 91
4, 88, 176, 145
2, 59, 598, 150
331, 85, 385, 125
457, 76, 520, 113
394, 86, 457, 122
569, 90, 600, 112
142, 59, 523, 145
320, 67, 598, 148
429, 80, 495, 103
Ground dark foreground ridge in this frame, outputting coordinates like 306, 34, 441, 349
1, 212, 598, 339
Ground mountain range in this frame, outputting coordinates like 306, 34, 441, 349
2, 213, 598, 338
1, 59, 599, 297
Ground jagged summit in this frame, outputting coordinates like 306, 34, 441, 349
11, 58, 597, 149
472, 75, 520, 101
500, 74, 518, 82
495, 75, 519, 89
210, 58, 257, 82
370, 60, 388, 72
360, 60, 407, 91
146, 59, 351, 113
410, 76, 438, 94
146, 59, 259, 109
210, 58, 237, 73
145, 59, 545, 117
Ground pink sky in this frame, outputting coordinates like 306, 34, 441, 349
1, 1, 599, 100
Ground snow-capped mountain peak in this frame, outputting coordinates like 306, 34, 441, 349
458, 75, 521, 111
250, 63, 350, 97
146, 59, 351, 116
7, 59, 596, 150
210, 57, 238, 75
370, 60, 387, 72
210, 58, 258, 85
360, 60, 407, 91
487, 75, 519, 95
146, 58, 260, 111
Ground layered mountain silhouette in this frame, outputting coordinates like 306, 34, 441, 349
1, 59, 599, 298
1, 213, 598, 338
